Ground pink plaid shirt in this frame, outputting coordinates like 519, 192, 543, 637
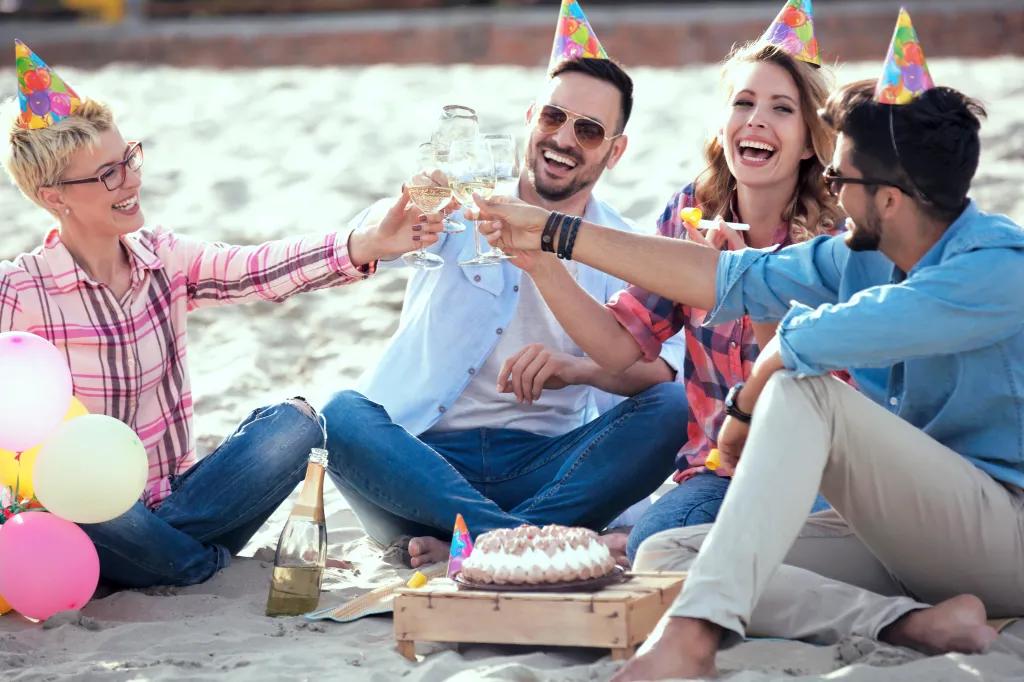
608, 184, 792, 482
0, 227, 373, 508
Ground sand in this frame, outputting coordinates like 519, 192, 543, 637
1, 57, 1023, 680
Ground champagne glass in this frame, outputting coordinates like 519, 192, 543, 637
431, 105, 479, 234
402, 143, 449, 270
481, 133, 519, 262
449, 136, 500, 267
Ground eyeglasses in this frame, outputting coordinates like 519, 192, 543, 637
822, 165, 910, 198
55, 142, 144, 192
534, 104, 622, 150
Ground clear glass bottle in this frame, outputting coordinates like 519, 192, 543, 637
266, 448, 328, 616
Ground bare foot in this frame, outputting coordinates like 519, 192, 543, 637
599, 530, 631, 568
881, 594, 998, 655
408, 536, 450, 569
612, 616, 720, 681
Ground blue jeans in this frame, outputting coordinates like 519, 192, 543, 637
626, 471, 832, 562
322, 383, 688, 545
79, 399, 324, 588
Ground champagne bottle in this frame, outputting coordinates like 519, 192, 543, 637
266, 448, 328, 616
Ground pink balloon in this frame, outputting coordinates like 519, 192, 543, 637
0, 511, 98, 620
0, 332, 72, 452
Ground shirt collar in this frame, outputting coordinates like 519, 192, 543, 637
907, 200, 977, 276
42, 228, 163, 295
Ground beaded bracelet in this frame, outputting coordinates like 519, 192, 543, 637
563, 216, 583, 261
541, 211, 563, 253
556, 213, 575, 259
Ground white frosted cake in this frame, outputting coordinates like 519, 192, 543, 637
459, 524, 617, 585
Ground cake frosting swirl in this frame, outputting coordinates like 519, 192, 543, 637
459, 524, 616, 585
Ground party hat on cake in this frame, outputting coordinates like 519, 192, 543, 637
15, 40, 81, 130
549, 0, 609, 71
875, 8, 935, 105
446, 513, 474, 579
760, 0, 820, 67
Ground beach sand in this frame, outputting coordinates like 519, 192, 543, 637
1, 57, 1023, 680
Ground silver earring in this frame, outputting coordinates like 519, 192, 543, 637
64, 208, 71, 216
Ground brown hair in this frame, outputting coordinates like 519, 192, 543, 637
694, 41, 840, 241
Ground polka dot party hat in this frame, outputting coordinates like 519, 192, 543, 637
549, 0, 608, 72
15, 40, 81, 130
761, 0, 820, 67
875, 7, 935, 105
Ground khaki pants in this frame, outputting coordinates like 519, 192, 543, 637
634, 372, 1024, 642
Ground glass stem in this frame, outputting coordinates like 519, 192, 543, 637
471, 219, 484, 257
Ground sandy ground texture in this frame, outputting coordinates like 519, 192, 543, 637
1, 58, 1023, 680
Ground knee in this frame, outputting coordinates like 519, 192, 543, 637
321, 390, 377, 438
632, 526, 704, 572
261, 398, 324, 464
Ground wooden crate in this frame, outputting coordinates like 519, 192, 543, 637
393, 571, 685, 661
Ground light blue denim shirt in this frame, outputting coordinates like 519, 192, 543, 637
357, 195, 686, 437
709, 200, 1024, 487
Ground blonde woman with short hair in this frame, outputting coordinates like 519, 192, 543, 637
3, 44, 439, 587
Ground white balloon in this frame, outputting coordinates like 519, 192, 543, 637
0, 332, 72, 452
34, 414, 148, 524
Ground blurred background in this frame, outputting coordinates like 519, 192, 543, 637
0, 1, 1021, 450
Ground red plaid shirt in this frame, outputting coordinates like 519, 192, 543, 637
608, 184, 793, 482
0, 227, 373, 507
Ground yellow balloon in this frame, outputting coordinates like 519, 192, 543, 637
0, 397, 88, 501
0, 593, 11, 616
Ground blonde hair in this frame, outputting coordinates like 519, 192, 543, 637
5, 98, 114, 205
695, 42, 840, 241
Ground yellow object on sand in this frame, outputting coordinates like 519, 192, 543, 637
679, 206, 703, 227
0, 593, 11, 615
705, 448, 721, 471
61, 0, 124, 23
406, 571, 429, 589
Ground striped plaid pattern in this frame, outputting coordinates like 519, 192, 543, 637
608, 184, 791, 481
0, 227, 372, 507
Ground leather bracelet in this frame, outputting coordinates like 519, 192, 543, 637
556, 212, 574, 259
723, 382, 753, 424
541, 211, 562, 253
563, 216, 583, 261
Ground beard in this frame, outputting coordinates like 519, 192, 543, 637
525, 140, 611, 203
845, 202, 883, 252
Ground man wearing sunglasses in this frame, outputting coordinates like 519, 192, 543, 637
322, 57, 687, 569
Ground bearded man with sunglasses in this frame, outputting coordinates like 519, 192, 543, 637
322, 57, 687, 569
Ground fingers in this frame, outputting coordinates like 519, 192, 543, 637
498, 344, 548, 403
682, 220, 712, 248
714, 216, 745, 251
531, 362, 558, 402
519, 349, 550, 405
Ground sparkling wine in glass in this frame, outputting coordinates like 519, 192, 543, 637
480, 133, 520, 262
431, 105, 479, 234
402, 143, 448, 270
449, 137, 501, 267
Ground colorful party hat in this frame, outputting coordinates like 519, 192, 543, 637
549, 0, 609, 71
446, 513, 474, 579
15, 40, 81, 131
874, 8, 935, 105
760, 0, 820, 67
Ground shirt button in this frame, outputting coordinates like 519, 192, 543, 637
513, 285, 519, 292
438, 405, 447, 413
473, 275, 481, 282
889, 397, 899, 406
468, 368, 476, 375
496, 328, 503, 335
729, 341, 738, 348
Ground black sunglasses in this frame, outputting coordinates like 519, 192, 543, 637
55, 142, 144, 192
822, 165, 910, 198
534, 104, 621, 150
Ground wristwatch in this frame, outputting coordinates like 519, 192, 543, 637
724, 383, 753, 424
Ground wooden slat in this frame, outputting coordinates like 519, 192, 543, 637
393, 572, 686, 652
